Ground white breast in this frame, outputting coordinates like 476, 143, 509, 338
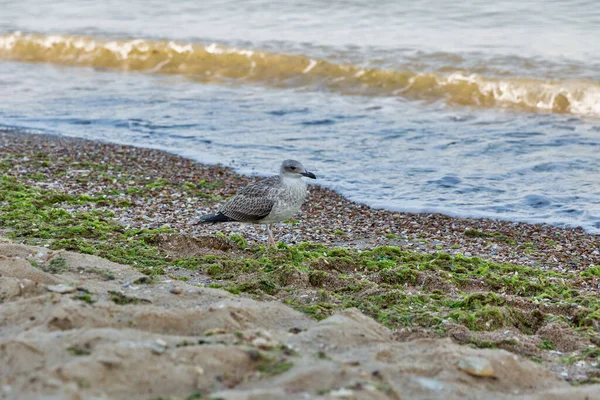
259, 178, 307, 224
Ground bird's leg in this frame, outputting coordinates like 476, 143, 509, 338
266, 224, 277, 248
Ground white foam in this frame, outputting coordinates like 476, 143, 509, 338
566, 85, 600, 116
41, 35, 66, 48
134, 40, 149, 52
302, 59, 317, 74
236, 49, 254, 57
441, 72, 600, 116
0, 32, 19, 50
104, 41, 128, 59
103, 39, 149, 59
204, 43, 254, 58
3, 32, 600, 117
168, 41, 193, 54
72, 38, 97, 52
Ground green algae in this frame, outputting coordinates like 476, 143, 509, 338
308, 270, 327, 287
67, 346, 92, 356
581, 265, 600, 277
1, 173, 599, 360
537, 339, 556, 350
109, 291, 151, 305
0, 176, 191, 274
202, 245, 598, 339
256, 360, 294, 376
558, 348, 600, 365
74, 293, 95, 304
41, 258, 69, 274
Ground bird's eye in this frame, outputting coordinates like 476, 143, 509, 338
290, 166, 296, 170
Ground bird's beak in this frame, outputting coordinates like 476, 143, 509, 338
301, 170, 317, 179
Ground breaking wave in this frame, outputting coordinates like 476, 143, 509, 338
1, 32, 599, 116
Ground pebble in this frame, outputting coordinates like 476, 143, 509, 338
169, 287, 182, 295
46, 284, 76, 294
457, 356, 495, 377
204, 328, 228, 336
412, 376, 446, 391
4, 133, 600, 282
330, 388, 354, 398
251, 337, 271, 349
150, 339, 168, 354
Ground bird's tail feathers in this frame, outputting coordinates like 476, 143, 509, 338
196, 212, 234, 224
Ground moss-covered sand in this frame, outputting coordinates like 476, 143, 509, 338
1, 132, 599, 386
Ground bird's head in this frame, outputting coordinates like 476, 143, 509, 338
280, 159, 316, 179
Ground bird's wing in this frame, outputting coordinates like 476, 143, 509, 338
219, 176, 280, 222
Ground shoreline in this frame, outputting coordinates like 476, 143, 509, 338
1, 130, 599, 272
1, 130, 600, 394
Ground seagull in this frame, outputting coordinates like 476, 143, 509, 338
197, 160, 317, 248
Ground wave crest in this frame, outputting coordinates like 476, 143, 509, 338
1, 32, 599, 116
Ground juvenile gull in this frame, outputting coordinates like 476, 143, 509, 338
197, 160, 317, 247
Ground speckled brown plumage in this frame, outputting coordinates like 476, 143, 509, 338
219, 176, 280, 222
196, 160, 315, 247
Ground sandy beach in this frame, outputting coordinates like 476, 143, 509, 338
1, 131, 599, 399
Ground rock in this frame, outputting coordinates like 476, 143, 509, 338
457, 356, 495, 377
330, 388, 354, 398
251, 337, 271, 349
150, 339, 168, 354
413, 376, 446, 391
204, 328, 228, 336
46, 284, 76, 294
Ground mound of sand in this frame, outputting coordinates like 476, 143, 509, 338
0, 241, 597, 400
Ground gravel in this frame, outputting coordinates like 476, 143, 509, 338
2, 130, 599, 273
